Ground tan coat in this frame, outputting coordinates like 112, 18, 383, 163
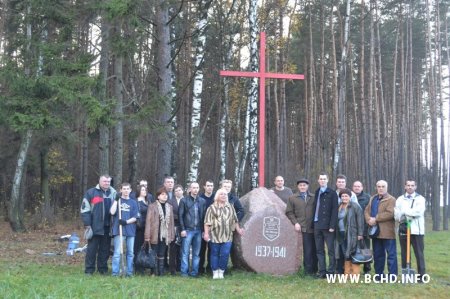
364, 193, 396, 239
144, 202, 175, 245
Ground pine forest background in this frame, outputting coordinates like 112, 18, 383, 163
0, 0, 449, 232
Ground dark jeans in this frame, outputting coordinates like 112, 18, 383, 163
314, 228, 335, 275
302, 232, 318, 274
85, 228, 111, 274
373, 238, 398, 275
199, 239, 211, 273
399, 234, 425, 276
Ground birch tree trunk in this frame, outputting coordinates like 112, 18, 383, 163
188, 0, 213, 182
9, 4, 33, 232
243, 0, 258, 188
9, 130, 32, 232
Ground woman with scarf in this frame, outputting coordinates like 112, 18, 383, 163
145, 187, 175, 276
203, 188, 244, 279
335, 188, 364, 277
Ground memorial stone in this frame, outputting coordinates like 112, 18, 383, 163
232, 187, 302, 275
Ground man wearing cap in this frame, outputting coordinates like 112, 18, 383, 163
286, 178, 318, 276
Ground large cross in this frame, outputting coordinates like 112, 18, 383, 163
220, 32, 304, 187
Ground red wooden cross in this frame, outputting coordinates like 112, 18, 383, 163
220, 32, 304, 187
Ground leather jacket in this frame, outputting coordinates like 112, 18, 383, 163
178, 195, 206, 232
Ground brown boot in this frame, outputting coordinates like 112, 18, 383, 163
344, 261, 352, 275
351, 263, 361, 275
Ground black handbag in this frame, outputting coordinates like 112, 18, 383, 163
351, 240, 373, 264
135, 243, 156, 269
368, 224, 379, 239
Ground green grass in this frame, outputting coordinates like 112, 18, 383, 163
1, 230, 449, 299
1, 213, 449, 299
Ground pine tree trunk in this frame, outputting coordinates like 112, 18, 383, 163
80, 122, 88, 205
359, 0, 370, 186
444, 15, 450, 230
98, 16, 110, 175
425, 1, 440, 230
155, 0, 173, 185
40, 147, 54, 225
113, 31, 124, 186
334, 0, 351, 176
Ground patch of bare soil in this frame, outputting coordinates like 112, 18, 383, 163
0, 220, 86, 266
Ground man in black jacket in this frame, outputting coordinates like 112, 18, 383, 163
179, 182, 206, 277
80, 174, 117, 275
353, 180, 372, 274
313, 173, 338, 278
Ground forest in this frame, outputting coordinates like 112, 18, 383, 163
0, 0, 449, 232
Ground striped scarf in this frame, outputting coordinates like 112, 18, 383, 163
157, 202, 171, 245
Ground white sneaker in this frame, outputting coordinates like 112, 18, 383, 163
218, 269, 224, 279
213, 270, 219, 279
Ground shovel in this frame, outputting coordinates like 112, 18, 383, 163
118, 197, 126, 277
401, 220, 416, 278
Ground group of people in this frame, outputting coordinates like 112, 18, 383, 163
281, 173, 426, 281
80, 175, 244, 279
80, 173, 426, 281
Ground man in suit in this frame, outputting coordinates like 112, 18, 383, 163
313, 173, 338, 278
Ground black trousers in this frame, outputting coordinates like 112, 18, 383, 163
169, 241, 181, 273
85, 228, 111, 274
399, 234, 426, 275
302, 232, 318, 274
335, 231, 347, 274
199, 239, 211, 273
133, 228, 145, 272
362, 236, 372, 273
314, 228, 336, 274
152, 239, 168, 258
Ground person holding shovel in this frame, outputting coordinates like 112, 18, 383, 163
395, 180, 426, 282
110, 183, 139, 277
